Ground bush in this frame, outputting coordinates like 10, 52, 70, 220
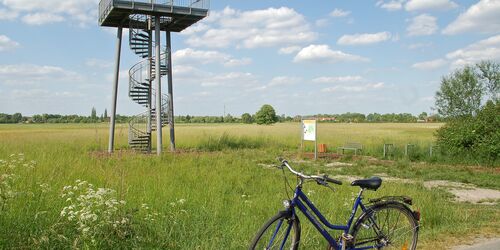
436, 101, 500, 165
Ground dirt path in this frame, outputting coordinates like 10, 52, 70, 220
337, 170, 500, 204
452, 238, 500, 250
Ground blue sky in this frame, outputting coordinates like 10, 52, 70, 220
0, 0, 499, 116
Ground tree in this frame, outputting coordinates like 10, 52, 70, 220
224, 114, 234, 123
418, 112, 428, 121
476, 61, 500, 101
91, 107, 97, 121
255, 104, 278, 125
241, 113, 253, 124
435, 65, 483, 118
104, 109, 108, 119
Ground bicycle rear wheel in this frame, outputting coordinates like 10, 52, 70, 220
351, 202, 418, 249
249, 210, 300, 250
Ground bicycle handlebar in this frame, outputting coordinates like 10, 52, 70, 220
279, 158, 342, 185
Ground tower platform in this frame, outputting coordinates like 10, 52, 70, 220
99, 0, 209, 32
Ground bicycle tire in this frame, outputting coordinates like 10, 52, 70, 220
350, 201, 419, 250
249, 210, 301, 250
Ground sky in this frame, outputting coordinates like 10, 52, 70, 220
0, 0, 499, 117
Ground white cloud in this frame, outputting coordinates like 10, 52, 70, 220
315, 18, 329, 27
412, 59, 447, 70
85, 58, 113, 69
405, 0, 458, 11
1, 0, 98, 26
0, 35, 20, 52
312, 75, 364, 83
193, 91, 211, 97
330, 8, 350, 17
185, 7, 317, 49
278, 46, 301, 55
322, 82, 385, 93
293, 44, 369, 63
10, 89, 83, 99
376, 0, 404, 11
446, 34, 500, 68
173, 65, 202, 78
337, 32, 392, 45
0, 8, 18, 20
407, 14, 438, 36
443, 0, 500, 35
0, 64, 81, 85
22, 12, 64, 25
224, 58, 252, 67
180, 23, 209, 36
172, 48, 251, 67
201, 72, 258, 87
268, 76, 301, 86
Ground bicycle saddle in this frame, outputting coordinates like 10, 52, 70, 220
351, 177, 382, 191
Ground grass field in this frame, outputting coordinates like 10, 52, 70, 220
0, 123, 499, 249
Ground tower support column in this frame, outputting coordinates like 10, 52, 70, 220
108, 27, 123, 153
154, 16, 162, 155
147, 17, 153, 153
166, 31, 176, 151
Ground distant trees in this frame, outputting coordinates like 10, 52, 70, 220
255, 104, 278, 125
0, 113, 24, 123
241, 113, 253, 124
224, 114, 234, 123
91, 107, 97, 121
418, 112, 428, 120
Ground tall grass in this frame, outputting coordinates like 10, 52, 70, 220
0, 123, 498, 248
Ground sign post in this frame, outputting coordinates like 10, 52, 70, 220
302, 119, 317, 160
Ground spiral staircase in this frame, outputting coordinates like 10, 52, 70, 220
128, 14, 170, 152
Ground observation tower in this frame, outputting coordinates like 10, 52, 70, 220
99, 0, 209, 155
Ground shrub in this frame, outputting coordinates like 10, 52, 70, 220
436, 101, 500, 165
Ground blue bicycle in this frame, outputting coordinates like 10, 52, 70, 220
249, 159, 420, 250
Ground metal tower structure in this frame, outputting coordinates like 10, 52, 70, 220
99, 0, 209, 155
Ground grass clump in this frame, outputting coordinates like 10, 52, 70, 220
196, 132, 279, 151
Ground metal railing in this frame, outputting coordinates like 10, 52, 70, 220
127, 13, 171, 150
99, 0, 209, 11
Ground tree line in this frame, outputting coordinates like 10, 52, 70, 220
0, 108, 129, 124
1, 110, 441, 124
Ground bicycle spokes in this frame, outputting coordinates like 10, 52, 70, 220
354, 207, 417, 249
264, 218, 294, 250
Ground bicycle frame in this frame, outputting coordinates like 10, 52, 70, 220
278, 185, 383, 250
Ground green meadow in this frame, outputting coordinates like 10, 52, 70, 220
0, 123, 498, 249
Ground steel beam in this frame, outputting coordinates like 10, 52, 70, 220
166, 31, 176, 151
108, 27, 123, 153
147, 17, 153, 153
154, 16, 162, 155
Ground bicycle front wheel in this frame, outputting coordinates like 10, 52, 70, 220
351, 202, 418, 250
249, 210, 300, 250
